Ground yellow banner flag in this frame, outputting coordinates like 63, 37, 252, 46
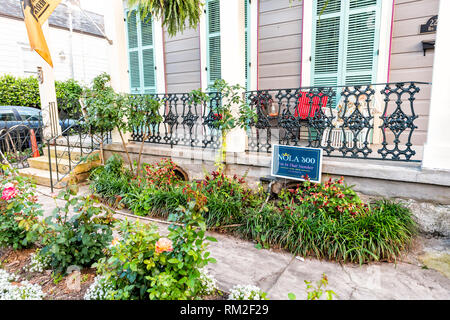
21, 0, 62, 68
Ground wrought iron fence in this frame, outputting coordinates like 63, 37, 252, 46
46, 118, 112, 192
0, 115, 44, 169
246, 82, 429, 162
129, 92, 223, 149
128, 81, 429, 163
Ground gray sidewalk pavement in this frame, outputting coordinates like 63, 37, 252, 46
36, 185, 450, 300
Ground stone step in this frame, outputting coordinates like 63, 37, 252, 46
27, 155, 101, 175
43, 146, 100, 162
18, 167, 90, 189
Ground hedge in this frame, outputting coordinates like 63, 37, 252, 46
0, 75, 84, 116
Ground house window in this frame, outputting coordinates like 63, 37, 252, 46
21, 46, 38, 76
206, 0, 221, 88
311, 0, 381, 90
125, 10, 157, 94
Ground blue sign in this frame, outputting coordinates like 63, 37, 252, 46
271, 145, 323, 183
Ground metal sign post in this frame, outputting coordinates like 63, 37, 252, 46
38, 21, 61, 141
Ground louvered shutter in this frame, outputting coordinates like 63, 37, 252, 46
125, 10, 157, 94
141, 17, 156, 93
126, 10, 141, 92
343, 0, 380, 85
206, 0, 221, 88
311, 0, 381, 92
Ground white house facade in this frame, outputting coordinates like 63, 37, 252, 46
0, 0, 111, 85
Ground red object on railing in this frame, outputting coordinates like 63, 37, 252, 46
294, 92, 329, 119
29, 129, 40, 158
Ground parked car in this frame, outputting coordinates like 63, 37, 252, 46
0, 106, 77, 152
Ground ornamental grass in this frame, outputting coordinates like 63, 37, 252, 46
89, 156, 418, 264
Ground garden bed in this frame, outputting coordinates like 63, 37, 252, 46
0, 165, 229, 300
0, 247, 96, 300
0, 247, 228, 300
89, 156, 418, 265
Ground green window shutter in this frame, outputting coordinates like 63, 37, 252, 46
125, 10, 157, 94
312, 15, 341, 88
343, 1, 380, 85
206, 0, 221, 88
245, 0, 250, 90
311, 0, 381, 101
126, 10, 141, 92
350, 0, 378, 9
129, 51, 141, 89
141, 18, 153, 46
317, 0, 341, 15
127, 11, 138, 49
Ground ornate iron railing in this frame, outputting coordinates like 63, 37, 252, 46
46, 118, 112, 192
129, 92, 223, 149
0, 115, 44, 169
246, 82, 430, 162
129, 82, 430, 163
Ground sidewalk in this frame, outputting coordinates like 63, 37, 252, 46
36, 185, 450, 300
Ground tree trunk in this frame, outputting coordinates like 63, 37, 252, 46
118, 129, 134, 172
136, 133, 149, 176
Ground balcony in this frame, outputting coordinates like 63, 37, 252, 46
129, 81, 430, 163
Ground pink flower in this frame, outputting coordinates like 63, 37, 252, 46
155, 238, 173, 254
2, 186, 18, 201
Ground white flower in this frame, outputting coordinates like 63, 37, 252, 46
24, 250, 51, 273
228, 284, 267, 300
84, 275, 115, 300
3, 183, 14, 189
199, 268, 219, 296
0, 269, 45, 300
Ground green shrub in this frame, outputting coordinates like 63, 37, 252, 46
39, 189, 116, 274
142, 158, 183, 190
0, 75, 84, 116
124, 183, 187, 217
55, 78, 84, 118
90, 158, 417, 265
0, 165, 43, 249
0, 75, 40, 108
238, 178, 417, 264
95, 199, 217, 300
190, 170, 263, 227
89, 154, 133, 206
122, 165, 264, 228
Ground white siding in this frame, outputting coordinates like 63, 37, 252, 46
0, 17, 110, 86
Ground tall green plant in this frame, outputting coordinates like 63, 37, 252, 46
83, 73, 120, 165
84, 73, 162, 174
126, 94, 162, 175
127, 0, 203, 37
188, 80, 257, 171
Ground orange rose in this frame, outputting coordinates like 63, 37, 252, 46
155, 238, 173, 254
111, 237, 120, 246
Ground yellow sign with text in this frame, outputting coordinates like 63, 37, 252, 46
21, 0, 62, 67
